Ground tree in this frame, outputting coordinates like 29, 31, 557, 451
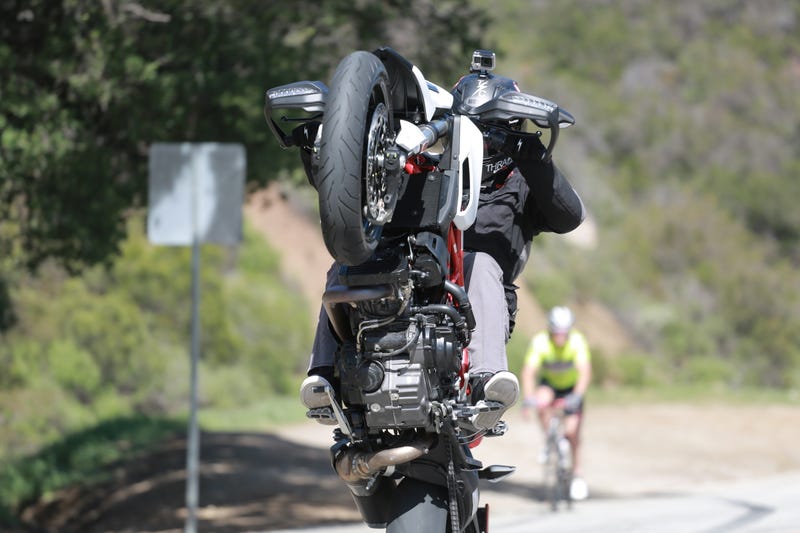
0, 0, 491, 325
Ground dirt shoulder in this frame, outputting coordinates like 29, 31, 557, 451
22, 402, 800, 532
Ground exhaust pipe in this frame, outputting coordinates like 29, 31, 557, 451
335, 439, 433, 483
322, 284, 394, 342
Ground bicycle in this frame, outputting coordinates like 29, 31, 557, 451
540, 398, 573, 511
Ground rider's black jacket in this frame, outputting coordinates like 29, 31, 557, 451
465, 135, 585, 331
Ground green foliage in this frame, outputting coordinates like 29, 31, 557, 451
505, 329, 530, 376
615, 354, 653, 388
487, 0, 800, 389
60, 284, 165, 394
615, 184, 800, 386
0, 0, 489, 279
678, 356, 735, 386
47, 340, 102, 399
0, 340, 40, 389
529, 271, 574, 312
199, 395, 307, 432
0, 216, 311, 464
0, 213, 312, 520
590, 348, 611, 387
0, 415, 185, 525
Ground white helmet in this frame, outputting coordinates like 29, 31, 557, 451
548, 306, 575, 334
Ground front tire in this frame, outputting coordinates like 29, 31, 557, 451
317, 51, 394, 265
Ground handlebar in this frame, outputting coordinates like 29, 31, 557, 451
414, 117, 450, 154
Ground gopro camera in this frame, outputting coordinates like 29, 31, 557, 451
470, 50, 496, 73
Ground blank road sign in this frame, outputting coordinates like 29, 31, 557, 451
148, 143, 246, 246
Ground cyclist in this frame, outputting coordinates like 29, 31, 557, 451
521, 306, 592, 500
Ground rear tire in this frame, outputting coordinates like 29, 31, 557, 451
317, 51, 394, 265
386, 478, 448, 533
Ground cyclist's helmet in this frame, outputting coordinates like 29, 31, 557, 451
451, 50, 522, 181
548, 306, 575, 334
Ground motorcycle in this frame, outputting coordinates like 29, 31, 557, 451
264, 47, 574, 532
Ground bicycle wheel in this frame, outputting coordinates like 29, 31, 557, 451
556, 437, 573, 510
317, 51, 394, 265
543, 439, 560, 511
556, 463, 573, 511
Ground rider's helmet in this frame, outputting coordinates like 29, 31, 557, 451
547, 306, 575, 335
451, 50, 522, 179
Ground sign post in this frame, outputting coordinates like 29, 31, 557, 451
147, 143, 245, 533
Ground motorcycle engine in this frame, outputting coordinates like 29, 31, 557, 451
337, 236, 463, 433
339, 320, 461, 432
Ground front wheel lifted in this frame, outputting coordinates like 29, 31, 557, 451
317, 51, 394, 265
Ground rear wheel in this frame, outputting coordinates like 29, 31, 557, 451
317, 51, 394, 265
386, 478, 448, 533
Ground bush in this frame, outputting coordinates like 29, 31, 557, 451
47, 340, 101, 399
58, 284, 165, 396
506, 331, 530, 376
590, 348, 611, 386
678, 356, 734, 386
600, 353, 655, 388
0, 416, 185, 525
0, 215, 313, 466
0, 340, 42, 389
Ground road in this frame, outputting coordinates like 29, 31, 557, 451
269, 470, 800, 533
25, 403, 800, 532
266, 404, 800, 533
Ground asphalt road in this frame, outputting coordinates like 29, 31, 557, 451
268, 470, 800, 533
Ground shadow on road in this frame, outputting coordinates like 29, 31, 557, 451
25, 431, 361, 533
23, 430, 697, 532
481, 476, 619, 503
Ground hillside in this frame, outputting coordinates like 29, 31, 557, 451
244, 182, 635, 360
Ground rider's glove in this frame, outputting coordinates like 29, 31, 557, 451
503, 132, 548, 163
563, 392, 583, 414
291, 121, 322, 189
484, 127, 548, 163
290, 121, 321, 151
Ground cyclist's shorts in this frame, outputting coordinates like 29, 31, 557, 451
539, 379, 584, 415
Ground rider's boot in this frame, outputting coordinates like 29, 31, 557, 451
470, 371, 520, 431
300, 366, 338, 425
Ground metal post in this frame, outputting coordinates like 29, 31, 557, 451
185, 169, 201, 533
148, 143, 244, 533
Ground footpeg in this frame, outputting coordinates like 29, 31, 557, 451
306, 407, 337, 425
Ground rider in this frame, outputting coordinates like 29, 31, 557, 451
521, 306, 592, 501
299, 50, 586, 432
